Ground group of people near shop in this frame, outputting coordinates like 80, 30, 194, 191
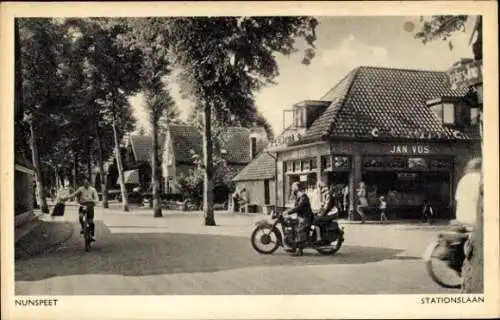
297, 181, 387, 224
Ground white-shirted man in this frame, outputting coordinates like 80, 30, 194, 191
63, 178, 99, 241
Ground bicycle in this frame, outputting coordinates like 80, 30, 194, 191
79, 203, 94, 252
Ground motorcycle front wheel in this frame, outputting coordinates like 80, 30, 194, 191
423, 241, 462, 289
251, 226, 280, 254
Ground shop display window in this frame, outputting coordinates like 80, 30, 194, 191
429, 158, 452, 169
364, 156, 384, 169
302, 159, 310, 171
310, 159, 318, 170
408, 157, 428, 170
385, 157, 406, 169
362, 171, 451, 207
323, 155, 350, 170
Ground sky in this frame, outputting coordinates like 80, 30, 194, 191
130, 16, 476, 136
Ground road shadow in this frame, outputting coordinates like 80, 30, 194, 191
16, 221, 405, 282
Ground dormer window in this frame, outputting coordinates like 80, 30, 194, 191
294, 106, 307, 128
427, 97, 474, 128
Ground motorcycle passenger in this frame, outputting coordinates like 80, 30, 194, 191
62, 178, 99, 242
284, 181, 314, 256
314, 184, 338, 241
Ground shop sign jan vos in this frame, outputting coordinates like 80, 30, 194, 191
390, 144, 430, 154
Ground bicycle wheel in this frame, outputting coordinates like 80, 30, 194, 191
84, 222, 91, 252
423, 241, 461, 289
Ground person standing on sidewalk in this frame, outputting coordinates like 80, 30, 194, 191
356, 182, 367, 223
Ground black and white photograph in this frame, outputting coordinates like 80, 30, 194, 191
2, 1, 499, 319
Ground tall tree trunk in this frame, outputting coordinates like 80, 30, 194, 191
112, 119, 129, 212
95, 122, 109, 208
152, 119, 162, 217
72, 152, 78, 191
203, 102, 215, 226
87, 140, 92, 180
29, 121, 49, 213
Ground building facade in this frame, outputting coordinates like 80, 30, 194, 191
267, 66, 481, 219
162, 124, 269, 201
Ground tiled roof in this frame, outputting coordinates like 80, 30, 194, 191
129, 134, 166, 162
232, 152, 275, 181
301, 66, 477, 142
169, 125, 268, 164
168, 125, 203, 163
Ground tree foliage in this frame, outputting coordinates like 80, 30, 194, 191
415, 15, 469, 50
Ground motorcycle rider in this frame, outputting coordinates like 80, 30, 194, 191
284, 181, 314, 256
62, 178, 99, 242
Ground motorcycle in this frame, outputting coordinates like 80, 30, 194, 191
251, 210, 344, 255
423, 228, 470, 288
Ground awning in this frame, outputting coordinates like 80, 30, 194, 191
118, 169, 140, 185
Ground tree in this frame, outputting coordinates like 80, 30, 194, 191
18, 18, 71, 213
119, 18, 177, 218
64, 18, 143, 211
165, 17, 318, 225
415, 15, 483, 293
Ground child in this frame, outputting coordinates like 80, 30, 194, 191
379, 195, 388, 223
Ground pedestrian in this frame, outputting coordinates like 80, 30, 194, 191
238, 188, 249, 213
356, 182, 367, 223
379, 195, 388, 223
342, 184, 349, 215
422, 199, 434, 224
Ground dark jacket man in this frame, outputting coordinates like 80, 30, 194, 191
285, 182, 314, 256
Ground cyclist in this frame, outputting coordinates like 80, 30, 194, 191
62, 178, 99, 242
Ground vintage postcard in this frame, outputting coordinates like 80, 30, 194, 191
1, 1, 498, 319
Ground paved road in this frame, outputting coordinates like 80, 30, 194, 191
15, 207, 459, 295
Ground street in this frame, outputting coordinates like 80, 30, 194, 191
15, 206, 459, 295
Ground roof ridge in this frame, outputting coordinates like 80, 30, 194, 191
357, 65, 446, 74
320, 67, 361, 101
321, 67, 362, 139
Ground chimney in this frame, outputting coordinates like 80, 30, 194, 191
250, 134, 257, 159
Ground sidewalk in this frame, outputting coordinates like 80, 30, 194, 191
15, 205, 75, 260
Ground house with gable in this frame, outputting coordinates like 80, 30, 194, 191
162, 124, 268, 203
247, 65, 481, 219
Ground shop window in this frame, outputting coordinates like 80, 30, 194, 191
386, 157, 407, 169
322, 155, 332, 169
283, 161, 288, 173
364, 157, 384, 169
310, 159, 317, 170
408, 157, 428, 170
430, 158, 452, 170
302, 159, 310, 171
333, 156, 350, 169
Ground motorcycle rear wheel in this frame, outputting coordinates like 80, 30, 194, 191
251, 226, 280, 254
424, 241, 462, 289
315, 235, 343, 255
